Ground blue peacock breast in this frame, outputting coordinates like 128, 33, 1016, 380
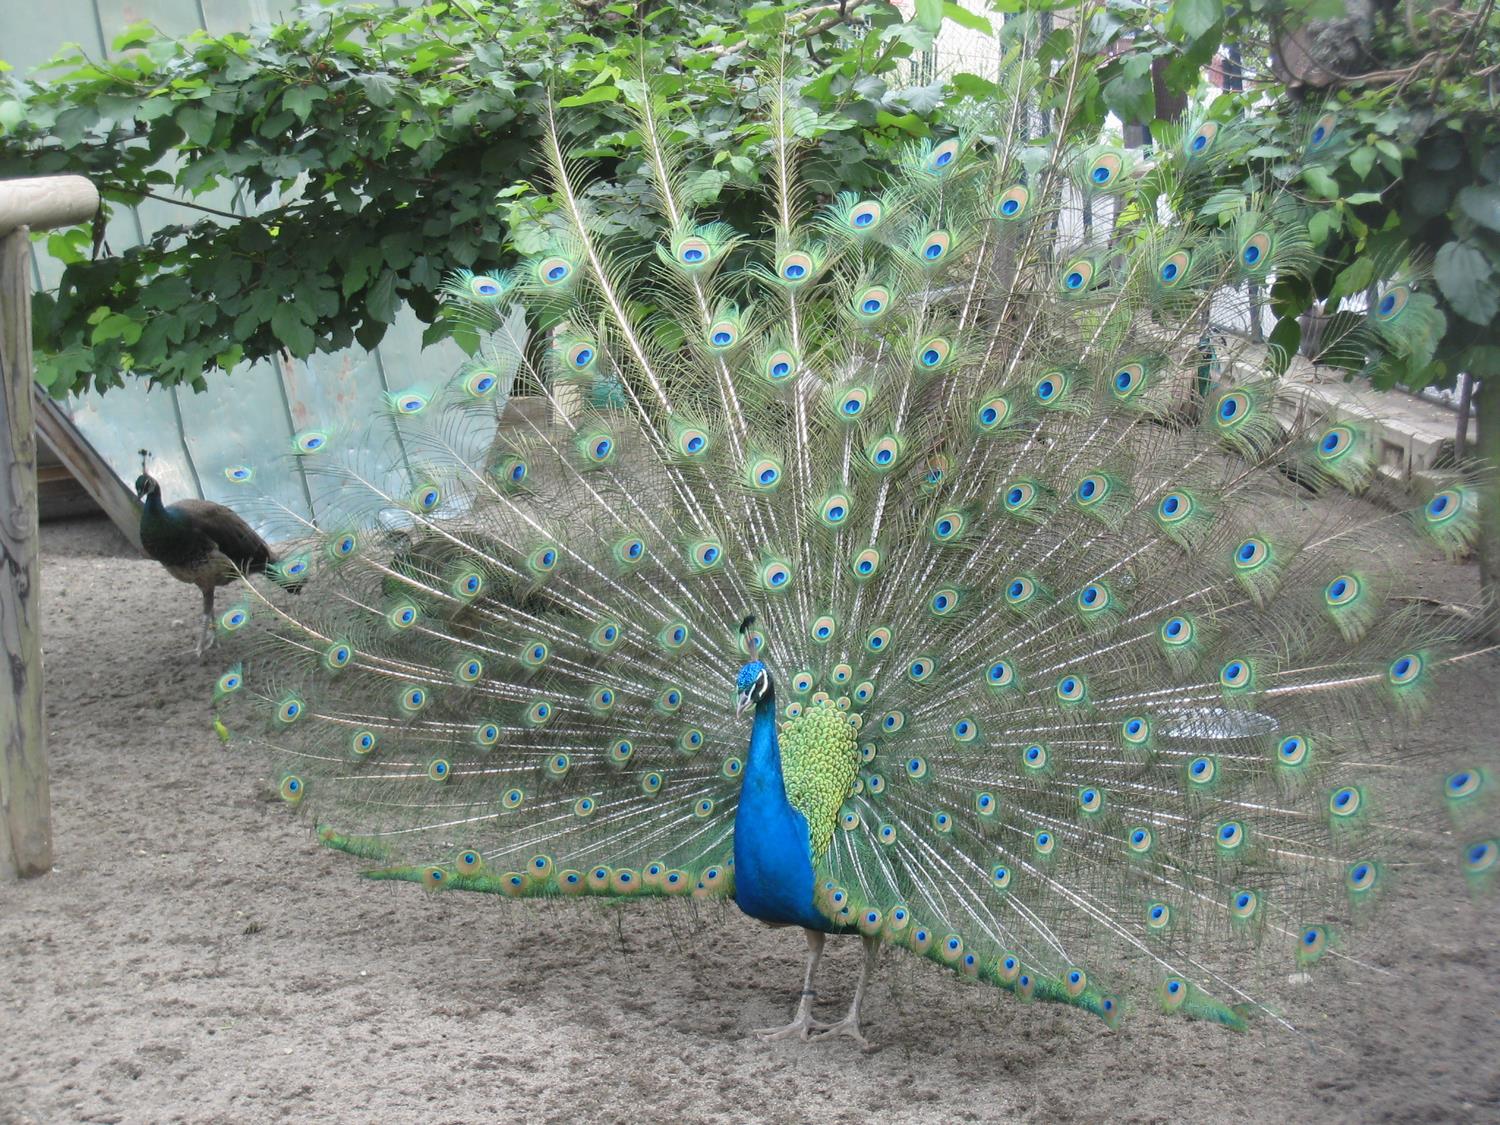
732, 697, 847, 932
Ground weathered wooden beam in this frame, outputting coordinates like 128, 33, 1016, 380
1, 175, 99, 881
0, 176, 100, 238
31, 389, 142, 550
0, 229, 51, 880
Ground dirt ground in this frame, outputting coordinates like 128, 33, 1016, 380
2, 513, 1497, 1125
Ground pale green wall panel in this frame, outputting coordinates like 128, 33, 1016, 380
0, 0, 107, 73
92, 0, 207, 44
5, 0, 500, 538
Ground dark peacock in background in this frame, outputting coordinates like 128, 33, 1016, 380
135, 450, 305, 657
209, 53, 1494, 1046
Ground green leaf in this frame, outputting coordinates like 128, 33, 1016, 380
942, 2, 991, 32
111, 21, 155, 51
367, 269, 398, 325
342, 246, 384, 298
949, 72, 998, 98
1302, 166, 1339, 200
1480, 148, 1500, 184
1434, 240, 1500, 325
1268, 316, 1301, 374
1462, 345, 1500, 378
45, 227, 91, 265
897, 81, 945, 117
421, 319, 454, 349
1306, 208, 1340, 247
142, 277, 192, 311
283, 86, 322, 122
91, 313, 142, 346
1349, 146, 1375, 179
176, 105, 217, 147
682, 169, 729, 205
1170, 0, 1222, 41
876, 111, 927, 137
358, 74, 399, 107
1198, 188, 1248, 220
557, 85, 619, 108
1329, 258, 1374, 303
271, 304, 315, 356
915, 0, 944, 32
1457, 185, 1500, 233
1409, 175, 1454, 219
1270, 273, 1313, 321
1344, 192, 1382, 205
1104, 63, 1154, 125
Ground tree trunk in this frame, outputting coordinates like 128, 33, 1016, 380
1454, 373, 1473, 463
1477, 377, 1500, 640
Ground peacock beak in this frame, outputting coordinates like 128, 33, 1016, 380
735, 691, 752, 718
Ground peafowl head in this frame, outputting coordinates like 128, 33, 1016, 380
735, 661, 772, 718
133, 449, 160, 501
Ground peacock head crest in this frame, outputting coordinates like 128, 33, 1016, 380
735, 661, 772, 717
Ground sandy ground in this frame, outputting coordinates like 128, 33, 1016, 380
2, 513, 1498, 1125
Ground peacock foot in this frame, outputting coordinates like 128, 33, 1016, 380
810, 1015, 870, 1049
753, 1013, 831, 1041
195, 617, 216, 659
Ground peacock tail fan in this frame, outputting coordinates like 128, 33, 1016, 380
214, 59, 1493, 1037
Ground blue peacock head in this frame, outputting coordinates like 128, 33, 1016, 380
735, 661, 772, 717
735, 614, 773, 716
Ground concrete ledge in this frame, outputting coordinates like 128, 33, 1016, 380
1222, 342, 1472, 488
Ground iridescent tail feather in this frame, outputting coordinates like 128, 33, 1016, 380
212, 56, 1494, 1034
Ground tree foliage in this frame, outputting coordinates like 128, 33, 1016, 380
0, 0, 960, 395
1107, 0, 1500, 391
4, 0, 1498, 401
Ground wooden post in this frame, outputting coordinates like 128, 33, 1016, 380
0, 176, 99, 881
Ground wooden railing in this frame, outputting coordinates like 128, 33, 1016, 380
1, 175, 99, 880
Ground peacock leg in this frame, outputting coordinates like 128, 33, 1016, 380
811, 933, 879, 1048
753, 928, 832, 1040
196, 584, 215, 658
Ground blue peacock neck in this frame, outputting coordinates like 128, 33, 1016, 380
743, 688, 779, 780
732, 684, 828, 930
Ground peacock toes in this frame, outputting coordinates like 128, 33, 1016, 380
814, 935, 882, 1048
754, 929, 832, 1041
210, 57, 1494, 1047
755, 930, 879, 1047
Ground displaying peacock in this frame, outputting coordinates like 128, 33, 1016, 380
134, 450, 305, 657
210, 59, 1494, 1047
